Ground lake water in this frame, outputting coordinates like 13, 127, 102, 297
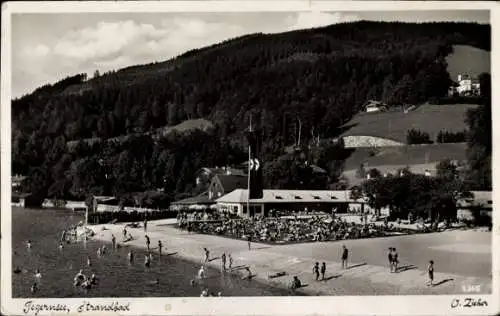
11, 207, 302, 297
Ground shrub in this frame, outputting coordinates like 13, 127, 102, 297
406, 129, 433, 144
436, 130, 466, 143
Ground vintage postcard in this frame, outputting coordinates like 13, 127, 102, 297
1, 1, 498, 315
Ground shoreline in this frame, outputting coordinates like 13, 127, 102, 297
85, 222, 309, 296
85, 219, 492, 296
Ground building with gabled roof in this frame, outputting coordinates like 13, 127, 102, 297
215, 189, 361, 218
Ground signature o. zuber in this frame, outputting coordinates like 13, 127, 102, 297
23, 301, 70, 315
451, 298, 488, 308
77, 301, 131, 313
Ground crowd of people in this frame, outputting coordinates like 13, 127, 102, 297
177, 210, 415, 244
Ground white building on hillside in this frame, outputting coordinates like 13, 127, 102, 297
364, 100, 387, 113
449, 74, 480, 96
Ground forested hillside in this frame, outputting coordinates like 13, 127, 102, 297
11, 21, 491, 208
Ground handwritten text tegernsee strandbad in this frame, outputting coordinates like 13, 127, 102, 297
23, 300, 131, 315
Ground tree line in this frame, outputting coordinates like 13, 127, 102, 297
11, 21, 491, 207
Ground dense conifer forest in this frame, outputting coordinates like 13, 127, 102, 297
11, 21, 491, 208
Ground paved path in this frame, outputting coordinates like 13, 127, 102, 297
87, 220, 492, 295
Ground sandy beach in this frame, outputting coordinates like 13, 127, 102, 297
86, 219, 492, 296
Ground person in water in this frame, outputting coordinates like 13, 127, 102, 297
198, 266, 205, 279
90, 273, 98, 285
26, 240, 32, 249
97, 247, 102, 258
145, 235, 151, 251
128, 251, 134, 263
87, 256, 92, 267
144, 255, 151, 267
111, 234, 116, 249
243, 267, 253, 280
228, 254, 233, 270
81, 277, 92, 290
74, 269, 86, 286
290, 276, 302, 290
31, 282, 38, 294
158, 240, 163, 257
34, 269, 42, 279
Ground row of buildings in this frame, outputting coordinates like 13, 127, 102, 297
169, 166, 491, 220
11, 164, 492, 221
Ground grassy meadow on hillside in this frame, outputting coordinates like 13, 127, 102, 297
341, 104, 478, 143
343, 143, 468, 171
446, 45, 490, 81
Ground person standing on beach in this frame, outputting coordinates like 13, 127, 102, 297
320, 262, 326, 280
123, 227, 127, 240
203, 248, 210, 263
388, 247, 394, 272
393, 248, 399, 273
87, 256, 92, 267
341, 245, 349, 269
111, 234, 116, 249
158, 240, 163, 257
228, 254, 233, 270
427, 260, 434, 286
313, 262, 320, 281
247, 234, 252, 250
145, 235, 151, 252
128, 250, 134, 264
221, 253, 227, 272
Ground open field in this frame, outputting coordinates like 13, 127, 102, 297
87, 219, 492, 295
343, 143, 467, 171
341, 104, 478, 143
446, 45, 491, 82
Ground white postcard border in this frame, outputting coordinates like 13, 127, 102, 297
1, 1, 499, 316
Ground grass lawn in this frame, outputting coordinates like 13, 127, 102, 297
341, 104, 478, 143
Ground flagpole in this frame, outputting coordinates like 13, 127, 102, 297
247, 115, 252, 218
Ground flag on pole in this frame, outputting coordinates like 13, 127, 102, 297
247, 129, 263, 199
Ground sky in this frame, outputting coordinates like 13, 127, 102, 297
11, 10, 489, 98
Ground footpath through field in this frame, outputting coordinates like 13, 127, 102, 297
88, 219, 492, 295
